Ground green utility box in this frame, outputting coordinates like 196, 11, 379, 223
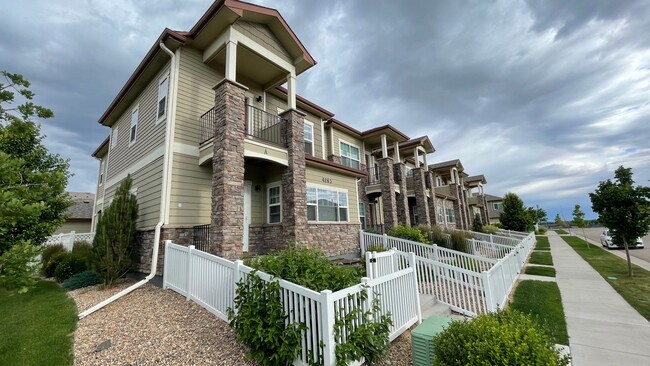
411, 316, 453, 366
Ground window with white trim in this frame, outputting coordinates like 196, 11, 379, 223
129, 106, 138, 144
436, 206, 444, 223
268, 184, 281, 223
306, 186, 349, 222
111, 127, 119, 148
359, 203, 366, 229
156, 75, 169, 122
340, 141, 360, 169
493, 202, 503, 211
445, 207, 456, 223
99, 160, 105, 186
304, 122, 314, 156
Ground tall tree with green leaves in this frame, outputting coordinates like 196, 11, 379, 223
472, 212, 484, 232
572, 204, 589, 248
499, 192, 529, 232
554, 214, 564, 228
0, 70, 72, 255
590, 166, 650, 277
93, 175, 138, 286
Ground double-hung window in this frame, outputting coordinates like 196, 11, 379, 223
340, 141, 360, 169
306, 186, 349, 222
446, 207, 456, 223
436, 206, 444, 223
268, 184, 281, 223
304, 122, 314, 156
493, 202, 503, 210
111, 127, 119, 148
156, 75, 169, 122
359, 203, 366, 229
129, 106, 138, 145
99, 161, 105, 186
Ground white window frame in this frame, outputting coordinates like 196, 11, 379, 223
267, 182, 282, 224
98, 160, 105, 186
111, 127, 119, 148
436, 206, 444, 223
359, 203, 366, 229
156, 74, 169, 124
306, 184, 349, 223
493, 202, 503, 211
304, 120, 314, 156
339, 140, 360, 170
446, 207, 456, 223
129, 105, 139, 146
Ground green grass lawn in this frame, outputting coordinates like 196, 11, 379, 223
0, 281, 77, 366
510, 280, 568, 345
535, 236, 550, 250
554, 229, 569, 235
524, 266, 556, 277
562, 236, 650, 321
529, 251, 553, 266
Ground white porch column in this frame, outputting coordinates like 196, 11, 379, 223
393, 141, 400, 162
413, 148, 420, 168
225, 40, 237, 81
450, 168, 456, 184
287, 73, 296, 110
381, 134, 388, 158
422, 148, 428, 168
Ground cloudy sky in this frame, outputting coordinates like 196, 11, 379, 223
2, 0, 649, 220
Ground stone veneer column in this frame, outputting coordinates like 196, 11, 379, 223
210, 79, 246, 260
280, 109, 308, 244
412, 167, 430, 226
377, 157, 398, 230
393, 163, 410, 226
451, 185, 465, 230
357, 164, 370, 228
426, 171, 438, 225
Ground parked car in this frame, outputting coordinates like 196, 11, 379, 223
600, 229, 644, 249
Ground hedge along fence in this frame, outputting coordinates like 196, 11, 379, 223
163, 241, 421, 366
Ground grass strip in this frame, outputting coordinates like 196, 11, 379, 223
510, 280, 568, 345
529, 251, 553, 266
535, 236, 550, 250
0, 281, 77, 366
524, 266, 556, 277
561, 236, 650, 320
554, 229, 569, 235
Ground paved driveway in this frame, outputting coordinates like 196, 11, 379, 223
571, 227, 650, 263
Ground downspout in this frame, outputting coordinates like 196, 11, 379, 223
79, 41, 178, 319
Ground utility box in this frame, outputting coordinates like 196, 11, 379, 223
411, 316, 453, 366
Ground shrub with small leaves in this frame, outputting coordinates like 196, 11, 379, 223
483, 224, 500, 234
366, 245, 386, 253
42, 251, 67, 278
448, 230, 472, 253
0, 241, 42, 293
72, 241, 94, 267
62, 270, 99, 290
54, 253, 88, 282
433, 310, 569, 366
428, 225, 448, 246
388, 224, 430, 244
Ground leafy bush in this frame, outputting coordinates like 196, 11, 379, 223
42, 252, 67, 278
366, 245, 386, 253
42, 244, 66, 266
429, 225, 448, 246
246, 247, 361, 292
72, 241, 94, 268
483, 224, 500, 234
54, 254, 88, 282
433, 310, 569, 366
227, 272, 306, 366
388, 224, 430, 244
448, 230, 472, 253
62, 270, 99, 290
0, 241, 42, 293
536, 227, 548, 234
471, 213, 484, 232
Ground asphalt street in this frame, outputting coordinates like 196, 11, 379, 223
568, 226, 650, 263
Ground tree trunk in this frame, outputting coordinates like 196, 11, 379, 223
623, 238, 633, 277
582, 228, 589, 248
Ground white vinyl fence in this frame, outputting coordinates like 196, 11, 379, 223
43, 231, 95, 251
163, 241, 421, 366
361, 231, 536, 316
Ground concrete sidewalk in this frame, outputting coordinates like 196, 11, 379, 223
548, 232, 650, 365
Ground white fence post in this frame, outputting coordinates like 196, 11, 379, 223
382, 234, 388, 249
359, 230, 365, 255
482, 271, 494, 312
320, 290, 336, 366
361, 277, 372, 314
408, 252, 423, 324
365, 251, 373, 279
489, 233, 494, 243
186, 245, 195, 301
233, 260, 243, 315
162, 240, 171, 289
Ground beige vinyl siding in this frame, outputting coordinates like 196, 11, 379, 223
169, 153, 212, 225
103, 157, 163, 229
233, 20, 292, 64
175, 47, 223, 145
306, 167, 359, 224
95, 157, 107, 201
54, 221, 92, 235
106, 64, 169, 181
244, 165, 283, 225
304, 113, 322, 158
324, 126, 332, 158
266, 93, 287, 115
332, 129, 364, 165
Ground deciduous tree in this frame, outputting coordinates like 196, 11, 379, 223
572, 204, 589, 248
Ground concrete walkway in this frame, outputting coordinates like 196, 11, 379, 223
548, 232, 650, 365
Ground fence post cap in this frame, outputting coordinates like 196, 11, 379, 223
360, 277, 370, 284
234, 259, 244, 265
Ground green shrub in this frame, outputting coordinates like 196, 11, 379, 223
42, 244, 65, 266
0, 241, 42, 293
388, 224, 430, 244
364, 228, 381, 234
42, 252, 67, 278
72, 241, 94, 268
537, 227, 548, 234
429, 225, 448, 246
246, 247, 361, 292
54, 254, 88, 282
433, 310, 569, 366
448, 230, 472, 253
471, 213, 484, 232
62, 270, 100, 290
483, 224, 500, 234
366, 245, 386, 253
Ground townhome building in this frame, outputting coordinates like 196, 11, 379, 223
464, 175, 489, 226
428, 159, 472, 230
485, 194, 504, 224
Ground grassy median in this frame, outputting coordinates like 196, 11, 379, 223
524, 266, 556, 277
562, 236, 650, 320
535, 236, 550, 250
0, 281, 77, 366
529, 251, 554, 266
510, 280, 568, 345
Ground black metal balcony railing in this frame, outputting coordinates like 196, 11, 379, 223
368, 166, 381, 184
406, 176, 414, 191
193, 224, 210, 252
199, 104, 285, 147
246, 104, 284, 147
200, 107, 217, 144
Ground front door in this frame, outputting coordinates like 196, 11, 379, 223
243, 181, 252, 252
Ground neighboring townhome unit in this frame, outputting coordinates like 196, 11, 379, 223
485, 194, 504, 224
428, 159, 470, 230
463, 175, 489, 226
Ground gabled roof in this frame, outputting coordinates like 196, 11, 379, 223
91, 136, 109, 158
372, 136, 435, 156
429, 159, 464, 172
484, 194, 503, 202
464, 174, 487, 184
66, 192, 95, 220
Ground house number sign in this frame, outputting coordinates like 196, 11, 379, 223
322, 177, 333, 184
